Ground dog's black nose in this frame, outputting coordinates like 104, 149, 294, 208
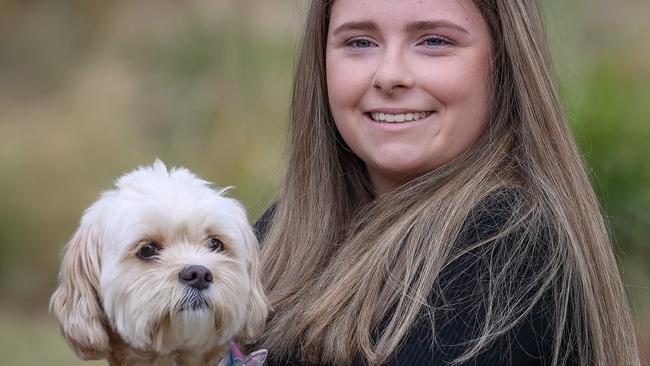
179, 265, 213, 290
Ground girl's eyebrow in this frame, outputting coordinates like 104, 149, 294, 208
331, 20, 378, 35
405, 20, 469, 34
331, 20, 469, 35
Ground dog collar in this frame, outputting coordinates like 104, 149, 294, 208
218, 342, 267, 366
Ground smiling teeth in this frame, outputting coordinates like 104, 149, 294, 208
370, 111, 432, 123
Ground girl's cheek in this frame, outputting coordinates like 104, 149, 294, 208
327, 63, 370, 100
417, 58, 487, 105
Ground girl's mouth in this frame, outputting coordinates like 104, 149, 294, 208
367, 111, 434, 123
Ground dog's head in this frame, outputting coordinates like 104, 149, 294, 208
50, 161, 268, 359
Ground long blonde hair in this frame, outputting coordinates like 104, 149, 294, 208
258, 0, 640, 365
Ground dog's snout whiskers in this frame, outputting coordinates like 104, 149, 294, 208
177, 287, 210, 312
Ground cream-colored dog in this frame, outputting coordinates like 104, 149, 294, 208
50, 161, 268, 366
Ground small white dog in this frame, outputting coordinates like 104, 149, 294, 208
50, 161, 268, 366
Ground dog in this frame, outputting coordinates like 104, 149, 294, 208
50, 161, 269, 366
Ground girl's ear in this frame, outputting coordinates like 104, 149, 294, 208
236, 217, 270, 343
49, 218, 109, 360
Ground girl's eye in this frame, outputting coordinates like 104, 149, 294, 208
346, 38, 374, 48
422, 36, 451, 48
137, 242, 160, 260
208, 237, 224, 252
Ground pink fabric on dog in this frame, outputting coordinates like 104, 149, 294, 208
218, 343, 267, 366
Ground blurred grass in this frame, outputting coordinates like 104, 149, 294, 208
0, 310, 102, 366
0, 0, 648, 364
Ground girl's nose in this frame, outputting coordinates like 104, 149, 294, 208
372, 48, 415, 93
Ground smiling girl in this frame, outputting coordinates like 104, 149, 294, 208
253, 0, 641, 365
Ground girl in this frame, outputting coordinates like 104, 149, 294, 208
253, 0, 641, 365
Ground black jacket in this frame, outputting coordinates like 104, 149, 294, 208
254, 191, 578, 365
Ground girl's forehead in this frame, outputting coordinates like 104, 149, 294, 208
328, 0, 484, 30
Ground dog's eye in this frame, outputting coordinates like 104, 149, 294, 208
137, 242, 160, 260
208, 237, 224, 252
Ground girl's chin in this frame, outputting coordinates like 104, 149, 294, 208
367, 163, 439, 192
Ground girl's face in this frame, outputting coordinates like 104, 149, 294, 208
326, 0, 492, 195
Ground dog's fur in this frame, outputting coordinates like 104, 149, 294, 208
50, 161, 268, 366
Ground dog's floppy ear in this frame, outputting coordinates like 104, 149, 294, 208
50, 215, 109, 360
236, 219, 270, 343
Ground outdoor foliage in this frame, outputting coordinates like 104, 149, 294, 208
0, 1, 647, 364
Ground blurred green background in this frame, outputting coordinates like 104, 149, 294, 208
0, 0, 647, 364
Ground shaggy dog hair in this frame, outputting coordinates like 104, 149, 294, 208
50, 161, 268, 366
